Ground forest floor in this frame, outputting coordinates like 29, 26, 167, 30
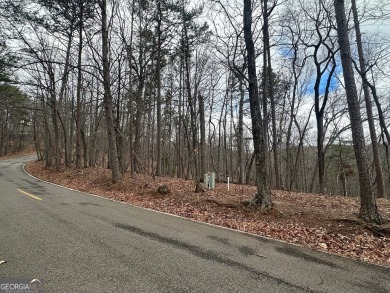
0, 146, 35, 160
1, 147, 386, 268
20, 159, 390, 268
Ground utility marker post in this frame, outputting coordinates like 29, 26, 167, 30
204, 174, 209, 189
210, 172, 216, 190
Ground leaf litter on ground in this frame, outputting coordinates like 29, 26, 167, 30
25, 160, 390, 267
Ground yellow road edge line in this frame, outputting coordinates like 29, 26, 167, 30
17, 189, 42, 201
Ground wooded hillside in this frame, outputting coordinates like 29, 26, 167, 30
1, 0, 390, 223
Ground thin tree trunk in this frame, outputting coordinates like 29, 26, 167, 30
49, 70, 61, 171
199, 93, 206, 180
316, 114, 325, 193
184, 38, 200, 191
266, 34, 280, 189
43, 101, 53, 167
58, 31, 73, 167
237, 79, 245, 184
245, 152, 255, 184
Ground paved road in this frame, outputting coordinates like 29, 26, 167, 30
0, 156, 389, 292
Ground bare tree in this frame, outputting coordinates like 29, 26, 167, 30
99, 0, 121, 182
243, 0, 271, 208
351, 0, 385, 198
333, 0, 381, 223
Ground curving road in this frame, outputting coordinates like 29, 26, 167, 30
0, 156, 389, 292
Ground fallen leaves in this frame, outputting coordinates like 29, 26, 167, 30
0, 147, 35, 161
26, 160, 390, 267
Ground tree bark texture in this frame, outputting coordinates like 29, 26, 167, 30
351, 0, 385, 199
101, 0, 122, 183
334, 0, 381, 223
243, 0, 272, 208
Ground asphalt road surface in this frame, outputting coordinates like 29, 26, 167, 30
1, 156, 389, 292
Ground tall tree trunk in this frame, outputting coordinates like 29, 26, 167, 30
316, 113, 325, 193
88, 78, 98, 168
43, 101, 53, 167
81, 129, 88, 168
264, 6, 280, 188
237, 78, 245, 184
185, 48, 200, 191
133, 76, 144, 173
261, 0, 269, 185
182, 9, 201, 191
199, 93, 206, 180
155, 0, 162, 176
223, 91, 228, 179
313, 54, 336, 194
100, 0, 121, 183
177, 59, 183, 178
58, 31, 73, 167
49, 69, 61, 171
126, 0, 135, 177
351, 0, 385, 199
115, 61, 124, 172
75, 0, 83, 169
243, 0, 272, 208
334, 0, 381, 223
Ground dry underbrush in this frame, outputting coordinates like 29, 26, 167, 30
25, 160, 390, 267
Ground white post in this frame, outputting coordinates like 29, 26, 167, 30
204, 174, 209, 188
227, 176, 230, 191
210, 173, 216, 189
